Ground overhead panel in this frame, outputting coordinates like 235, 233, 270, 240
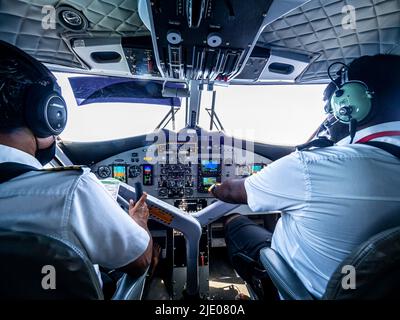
145, 0, 273, 81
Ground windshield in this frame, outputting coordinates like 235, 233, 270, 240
55, 73, 181, 142
55, 73, 327, 145
204, 85, 327, 145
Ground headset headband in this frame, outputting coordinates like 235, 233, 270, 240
327, 62, 349, 88
0, 40, 57, 88
0, 40, 67, 138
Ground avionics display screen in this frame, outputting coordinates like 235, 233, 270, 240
200, 160, 220, 174
143, 164, 153, 186
202, 177, 217, 187
112, 165, 127, 182
252, 164, 264, 173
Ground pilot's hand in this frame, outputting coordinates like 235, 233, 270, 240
129, 193, 149, 229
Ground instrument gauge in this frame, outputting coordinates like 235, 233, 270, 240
184, 188, 194, 197
129, 165, 142, 178
97, 166, 111, 178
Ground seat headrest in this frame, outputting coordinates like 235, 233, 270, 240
0, 230, 103, 299
324, 226, 400, 299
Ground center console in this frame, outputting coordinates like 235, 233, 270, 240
91, 132, 272, 299
158, 163, 194, 198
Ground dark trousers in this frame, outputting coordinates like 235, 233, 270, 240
224, 215, 274, 285
101, 270, 124, 300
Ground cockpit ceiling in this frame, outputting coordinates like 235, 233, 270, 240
257, 0, 400, 82
0, 0, 399, 83
0, 0, 149, 69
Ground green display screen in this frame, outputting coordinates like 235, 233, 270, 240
112, 165, 127, 182
252, 164, 264, 173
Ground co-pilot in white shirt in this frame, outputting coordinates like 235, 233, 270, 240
245, 121, 400, 299
0, 144, 150, 286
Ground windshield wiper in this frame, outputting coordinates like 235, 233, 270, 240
205, 91, 225, 131
155, 105, 180, 130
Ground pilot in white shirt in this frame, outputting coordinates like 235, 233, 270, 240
0, 144, 150, 275
0, 41, 152, 292
210, 54, 400, 299
243, 122, 400, 298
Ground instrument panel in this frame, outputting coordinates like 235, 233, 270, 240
91, 139, 272, 213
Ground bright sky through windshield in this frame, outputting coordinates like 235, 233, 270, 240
201, 85, 327, 145
55, 73, 327, 146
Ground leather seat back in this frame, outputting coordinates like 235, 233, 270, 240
324, 226, 400, 299
0, 230, 103, 299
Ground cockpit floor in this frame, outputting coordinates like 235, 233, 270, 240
208, 247, 249, 300
143, 247, 249, 300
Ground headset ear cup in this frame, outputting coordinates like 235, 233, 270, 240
24, 84, 68, 138
45, 94, 68, 135
330, 81, 373, 124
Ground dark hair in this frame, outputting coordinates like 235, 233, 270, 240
0, 56, 36, 133
347, 54, 400, 122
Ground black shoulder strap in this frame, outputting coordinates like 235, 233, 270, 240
294, 138, 400, 160
0, 162, 85, 184
296, 137, 335, 151
0, 162, 39, 184
362, 141, 400, 160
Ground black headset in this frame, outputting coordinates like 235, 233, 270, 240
0, 40, 68, 138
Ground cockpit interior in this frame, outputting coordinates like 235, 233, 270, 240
0, 0, 400, 302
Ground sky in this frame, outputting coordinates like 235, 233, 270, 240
55, 73, 327, 146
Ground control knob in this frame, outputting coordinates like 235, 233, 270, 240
184, 188, 194, 197
158, 188, 168, 197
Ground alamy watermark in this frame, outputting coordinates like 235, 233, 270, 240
41, 265, 56, 290
40, 4, 358, 31
341, 264, 356, 290
143, 128, 256, 166
41, 5, 56, 30
342, 5, 357, 30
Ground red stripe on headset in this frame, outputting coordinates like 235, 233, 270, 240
356, 131, 400, 143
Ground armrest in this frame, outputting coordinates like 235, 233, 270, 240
232, 252, 268, 278
259, 248, 314, 300
111, 270, 148, 300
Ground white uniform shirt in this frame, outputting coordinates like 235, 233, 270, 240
0, 144, 150, 284
245, 121, 400, 298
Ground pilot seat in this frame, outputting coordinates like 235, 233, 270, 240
235, 225, 400, 300
0, 229, 147, 300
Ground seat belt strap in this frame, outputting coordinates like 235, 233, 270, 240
0, 162, 39, 184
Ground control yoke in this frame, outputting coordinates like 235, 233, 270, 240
117, 181, 239, 297
134, 181, 143, 202
118, 182, 202, 297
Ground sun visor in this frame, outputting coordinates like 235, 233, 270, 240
68, 76, 182, 107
